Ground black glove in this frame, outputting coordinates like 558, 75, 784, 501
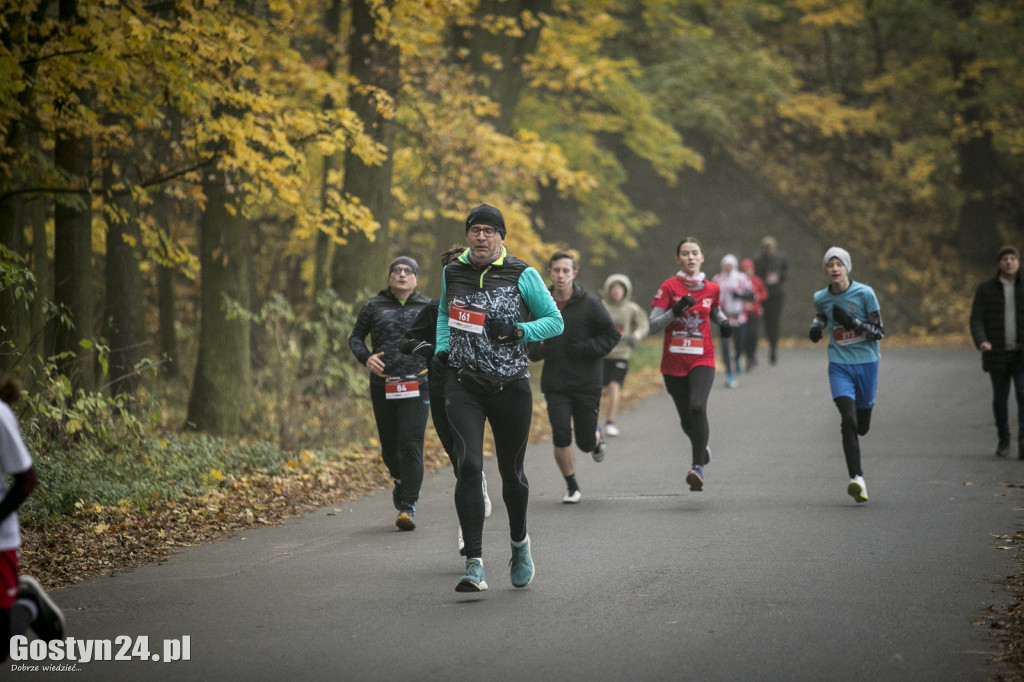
719, 319, 733, 338
398, 337, 433, 358
831, 305, 857, 329
671, 294, 697, 317
430, 350, 449, 376
809, 326, 822, 343
485, 318, 520, 344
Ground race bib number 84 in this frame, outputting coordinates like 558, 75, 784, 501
385, 377, 420, 400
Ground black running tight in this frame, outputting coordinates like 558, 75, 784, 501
834, 396, 872, 478
663, 366, 715, 467
445, 374, 532, 559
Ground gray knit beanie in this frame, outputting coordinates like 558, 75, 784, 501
823, 247, 851, 273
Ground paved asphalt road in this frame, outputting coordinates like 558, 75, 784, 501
10, 348, 1024, 681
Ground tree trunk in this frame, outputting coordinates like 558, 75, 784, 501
451, 0, 551, 135
153, 194, 181, 379
52, 133, 95, 391
329, 0, 399, 295
185, 171, 253, 434
313, 0, 343, 302
948, 0, 1003, 265
0, 197, 29, 374
52, 0, 94, 391
102, 167, 145, 400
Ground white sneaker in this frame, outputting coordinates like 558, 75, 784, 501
604, 422, 620, 438
592, 438, 607, 463
562, 489, 582, 504
482, 473, 492, 518
458, 526, 465, 553
17, 576, 65, 642
847, 475, 868, 503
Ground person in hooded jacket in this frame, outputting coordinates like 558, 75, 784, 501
600, 273, 649, 437
713, 254, 753, 388
349, 256, 433, 531
528, 251, 621, 504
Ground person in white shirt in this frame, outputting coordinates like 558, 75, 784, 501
713, 254, 753, 388
1, 376, 66, 660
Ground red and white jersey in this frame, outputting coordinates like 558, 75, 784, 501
652, 275, 721, 376
713, 270, 752, 324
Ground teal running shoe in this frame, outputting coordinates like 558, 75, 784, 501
509, 535, 535, 588
456, 559, 488, 592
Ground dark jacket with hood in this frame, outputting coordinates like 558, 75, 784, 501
528, 282, 620, 393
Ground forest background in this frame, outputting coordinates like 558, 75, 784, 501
1, 0, 1023, 657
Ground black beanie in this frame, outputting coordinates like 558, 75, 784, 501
465, 204, 506, 239
389, 256, 419, 276
997, 245, 1020, 261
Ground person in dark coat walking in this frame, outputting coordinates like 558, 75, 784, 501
754, 236, 789, 364
970, 245, 1024, 458
528, 251, 620, 504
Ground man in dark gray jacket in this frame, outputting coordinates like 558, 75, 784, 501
349, 257, 433, 529
970, 245, 1024, 458
529, 251, 620, 504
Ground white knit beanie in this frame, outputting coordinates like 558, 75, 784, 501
823, 247, 851, 273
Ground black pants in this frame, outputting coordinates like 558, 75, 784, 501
445, 373, 532, 558
988, 352, 1024, 442
763, 290, 784, 358
545, 389, 601, 451
663, 366, 715, 467
369, 377, 430, 510
744, 314, 761, 366
834, 396, 872, 478
427, 371, 457, 473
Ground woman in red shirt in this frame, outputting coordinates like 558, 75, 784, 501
649, 238, 732, 492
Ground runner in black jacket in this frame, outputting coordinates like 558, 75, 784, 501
528, 251, 620, 504
349, 257, 433, 530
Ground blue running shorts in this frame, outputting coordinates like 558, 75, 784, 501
828, 361, 878, 409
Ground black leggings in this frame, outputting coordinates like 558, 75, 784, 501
834, 396, 872, 478
445, 374, 533, 558
427, 374, 457, 474
663, 366, 715, 467
369, 377, 430, 509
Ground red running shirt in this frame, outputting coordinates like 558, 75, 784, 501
651, 276, 721, 376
